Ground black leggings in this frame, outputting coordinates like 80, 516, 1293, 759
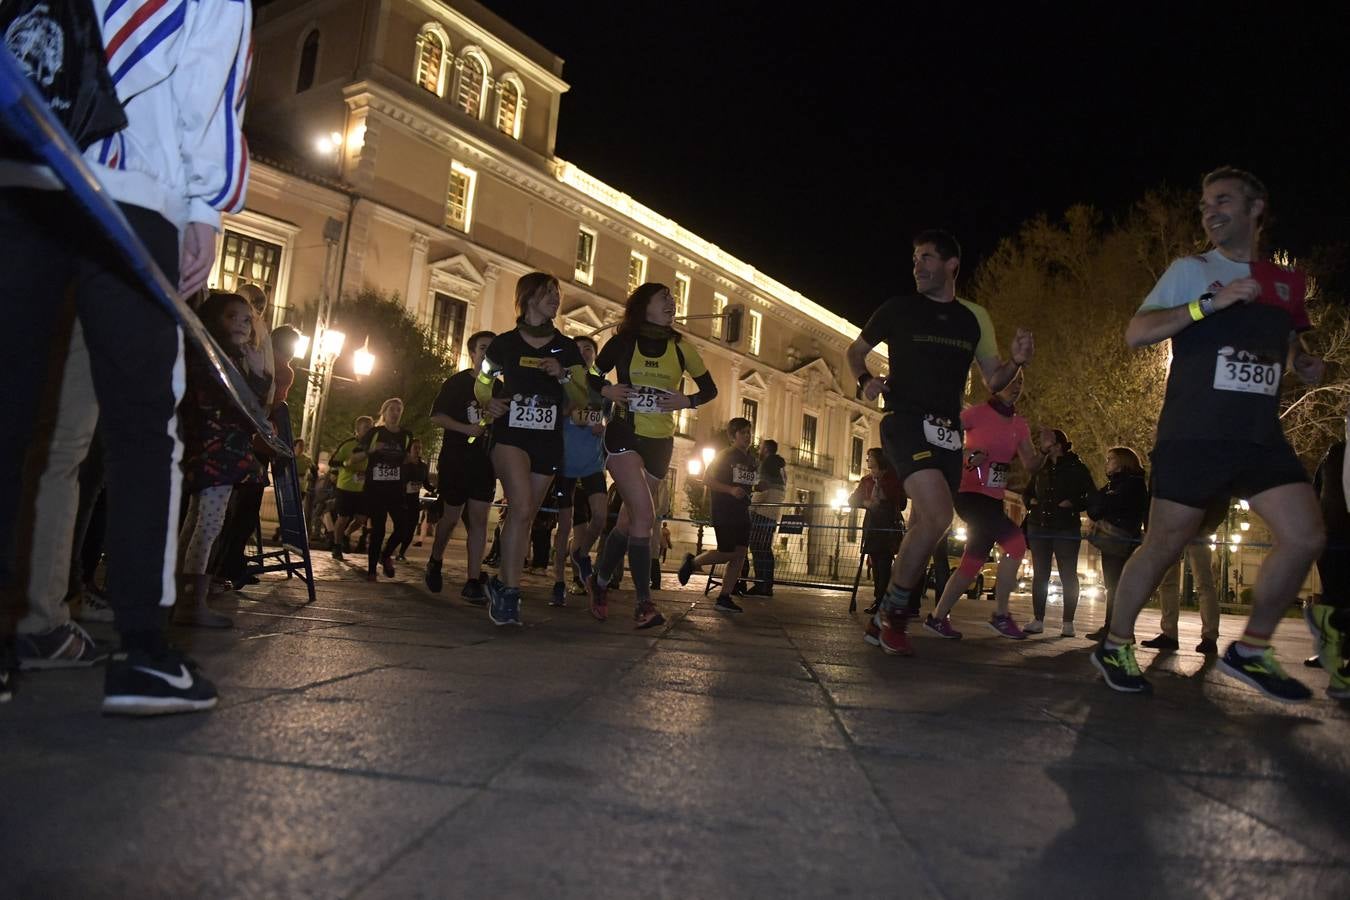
1029, 533, 1081, 623
394, 496, 421, 556
365, 488, 409, 572
1099, 547, 1136, 633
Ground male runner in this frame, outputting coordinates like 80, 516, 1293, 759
1092, 167, 1325, 700
847, 230, 1033, 656
551, 335, 608, 606
425, 331, 495, 603
678, 417, 757, 614
329, 417, 372, 560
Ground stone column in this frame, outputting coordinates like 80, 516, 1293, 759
406, 233, 430, 322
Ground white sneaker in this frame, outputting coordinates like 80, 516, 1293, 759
1061, 622, 1076, 638
1023, 619, 1044, 634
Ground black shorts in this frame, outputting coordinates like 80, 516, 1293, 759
713, 505, 752, 551
880, 412, 962, 493
1150, 440, 1308, 509
954, 492, 1021, 556
439, 446, 496, 506
604, 417, 674, 478
493, 425, 562, 476
334, 488, 365, 519
552, 471, 606, 512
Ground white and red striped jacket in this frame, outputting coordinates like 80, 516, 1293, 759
5, 0, 252, 232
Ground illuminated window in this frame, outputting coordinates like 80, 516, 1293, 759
455, 50, 489, 117
445, 162, 477, 232
218, 231, 282, 314
431, 292, 468, 352
748, 309, 762, 355
574, 227, 596, 285
415, 25, 448, 96
496, 74, 524, 138
801, 414, 817, 456
712, 292, 727, 338
741, 398, 759, 442
297, 30, 319, 93
627, 250, 647, 295
673, 273, 690, 319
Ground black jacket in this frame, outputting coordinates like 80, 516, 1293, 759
1087, 471, 1149, 536
1024, 451, 1095, 532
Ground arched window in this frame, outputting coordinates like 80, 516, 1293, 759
455, 50, 489, 118
496, 74, 524, 138
296, 29, 319, 93
415, 25, 449, 96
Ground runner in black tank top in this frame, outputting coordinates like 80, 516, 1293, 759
356, 398, 413, 582
474, 273, 589, 626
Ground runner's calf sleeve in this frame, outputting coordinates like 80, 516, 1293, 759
595, 529, 629, 585
628, 541, 652, 604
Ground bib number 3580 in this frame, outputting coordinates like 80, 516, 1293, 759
509, 401, 557, 430
1213, 355, 1279, 396
923, 418, 962, 451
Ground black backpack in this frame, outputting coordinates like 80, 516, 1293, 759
1, 0, 127, 150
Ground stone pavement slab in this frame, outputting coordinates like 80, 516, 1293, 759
3, 548, 1348, 898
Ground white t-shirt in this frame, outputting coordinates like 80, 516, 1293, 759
1139, 249, 1250, 313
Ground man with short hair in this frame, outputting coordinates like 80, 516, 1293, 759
1093, 167, 1326, 700
678, 418, 757, 614
746, 438, 786, 597
847, 230, 1033, 656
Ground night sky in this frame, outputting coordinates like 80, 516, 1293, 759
505, 2, 1350, 324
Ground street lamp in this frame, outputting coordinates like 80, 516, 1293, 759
701, 446, 715, 467
686, 458, 702, 477
352, 336, 375, 377
292, 333, 310, 360
687, 456, 707, 552
829, 487, 849, 579
298, 327, 376, 451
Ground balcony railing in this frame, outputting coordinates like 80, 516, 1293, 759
789, 445, 834, 473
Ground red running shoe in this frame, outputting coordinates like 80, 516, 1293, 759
634, 602, 664, 630
880, 609, 914, 657
864, 614, 881, 647
587, 573, 608, 622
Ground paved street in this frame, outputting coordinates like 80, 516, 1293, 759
4, 545, 1349, 899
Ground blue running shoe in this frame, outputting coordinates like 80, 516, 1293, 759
504, 586, 523, 626
570, 549, 593, 584
487, 577, 511, 626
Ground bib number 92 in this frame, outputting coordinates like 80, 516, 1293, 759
509, 401, 557, 430
922, 417, 962, 451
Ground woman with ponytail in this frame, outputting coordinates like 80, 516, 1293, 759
586, 283, 718, 628
473, 273, 589, 625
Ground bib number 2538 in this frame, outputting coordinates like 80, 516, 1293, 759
509, 401, 557, 430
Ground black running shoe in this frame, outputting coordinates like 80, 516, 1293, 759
1140, 633, 1179, 651
425, 558, 443, 593
678, 553, 696, 586
461, 579, 487, 605
714, 595, 744, 614
1218, 643, 1312, 703
1091, 643, 1152, 694
102, 647, 218, 716
1195, 638, 1218, 656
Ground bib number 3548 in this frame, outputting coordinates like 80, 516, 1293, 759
1213, 356, 1279, 396
923, 418, 962, 451
509, 401, 557, 430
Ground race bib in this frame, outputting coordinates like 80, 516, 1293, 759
629, 388, 668, 413
923, 416, 962, 451
466, 404, 482, 425
579, 408, 604, 427
732, 464, 758, 486
509, 398, 557, 430
986, 462, 1009, 489
372, 464, 400, 482
1213, 351, 1279, 396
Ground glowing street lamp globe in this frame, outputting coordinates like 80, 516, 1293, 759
319, 328, 345, 359
292, 333, 310, 360
352, 337, 376, 377
701, 446, 715, 466
686, 458, 702, 477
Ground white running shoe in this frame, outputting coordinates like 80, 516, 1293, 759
1023, 619, 1044, 634
1061, 622, 1076, 638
